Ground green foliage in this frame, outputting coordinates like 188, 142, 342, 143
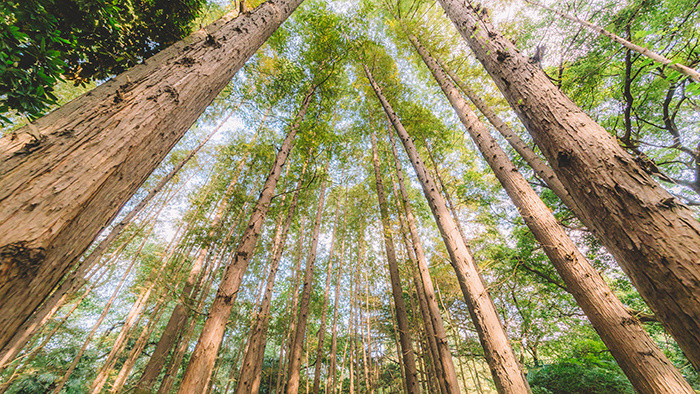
528, 362, 634, 394
0, 0, 205, 121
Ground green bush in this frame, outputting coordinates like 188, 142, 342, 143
528, 362, 634, 394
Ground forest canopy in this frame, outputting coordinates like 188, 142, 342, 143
0, 0, 698, 393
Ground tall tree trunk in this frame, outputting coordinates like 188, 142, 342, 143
326, 237, 345, 394
177, 86, 313, 391
387, 132, 459, 394
370, 131, 421, 393
436, 0, 700, 368
364, 64, 530, 393
236, 160, 308, 393
312, 200, 344, 394
286, 175, 329, 394
0, 117, 223, 366
434, 59, 576, 214
275, 216, 306, 393
135, 155, 250, 393
525, 0, 700, 83
109, 297, 168, 393
410, 33, 694, 393
0, 0, 307, 349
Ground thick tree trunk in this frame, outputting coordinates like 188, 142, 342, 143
177, 88, 313, 392
526, 0, 700, 83
0, 0, 306, 350
437, 0, 700, 368
135, 157, 249, 393
364, 65, 530, 393
312, 201, 343, 394
370, 131, 421, 393
286, 175, 329, 394
411, 33, 694, 393
0, 117, 222, 368
236, 161, 307, 393
387, 131, 461, 394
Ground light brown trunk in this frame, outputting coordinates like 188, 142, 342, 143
236, 161, 308, 393
364, 64, 530, 393
326, 237, 345, 394
0, 0, 307, 349
286, 175, 329, 394
135, 156, 249, 393
312, 200, 344, 394
437, 0, 700, 369
411, 33, 694, 393
177, 86, 311, 391
387, 130, 460, 394
370, 131, 421, 393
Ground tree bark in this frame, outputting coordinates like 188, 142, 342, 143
0, 0, 307, 350
387, 137, 457, 394
437, 0, 700, 368
286, 174, 329, 394
326, 237, 346, 394
312, 200, 344, 394
370, 131, 421, 393
364, 64, 531, 393
177, 87, 314, 392
236, 161, 308, 393
135, 156, 249, 393
411, 33, 694, 393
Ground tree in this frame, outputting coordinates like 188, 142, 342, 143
0, 0, 307, 353
436, 0, 700, 368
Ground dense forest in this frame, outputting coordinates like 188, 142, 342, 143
1, 0, 699, 392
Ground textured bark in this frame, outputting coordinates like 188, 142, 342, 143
177, 88, 311, 392
0, 119, 221, 369
312, 202, 343, 394
388, 137, 457, 394
436, 60, 576, 213
412, 34, 693, 393
109, 298, 168, 393
370, 131, 421, 393
135, 157, 248, 393
286, 176, 329, 394
326, 237, 345, 394
438, 0, 700, 368
364, 64, 530, 393
236, 162, 307, 394
526, 0, 700, 83
0, 0, 307, 350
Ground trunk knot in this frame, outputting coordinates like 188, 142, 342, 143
0, 242, 46, 280
557, 149, 574, 168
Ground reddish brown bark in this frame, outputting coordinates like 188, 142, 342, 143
364, 64, 530, 393
370, 131, 421, 393
177, 87, 312, 391
412, 34, 693, 393
0, 0, 307, 351
286, 175, 329, 394
437, 0, 700, 369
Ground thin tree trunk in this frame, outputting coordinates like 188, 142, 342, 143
526, 0, 700, 83
370, 131, 421, 393
438, 0, 700, 368
364, 64, 530, 393
109, 297, 168, 393
0, 0, 307, 349
434, 58, 577, 213
286, 175, 329, 394
311, 201, 344, 394
387, 134, 458, 394
237, 160, 308, 393
326, 237, 346, 394
360, 270, 371, 394
178, 86, 314, 393
411, 33, 693, 393
135, 155, 250, 393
